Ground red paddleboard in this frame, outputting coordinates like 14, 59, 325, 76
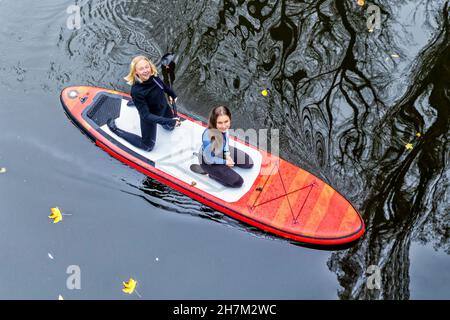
60, 86, 365, 245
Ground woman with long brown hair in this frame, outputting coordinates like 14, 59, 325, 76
107, 55, 181, 151
199, 106, 253, 188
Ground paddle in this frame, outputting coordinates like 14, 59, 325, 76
171, 100, 185, 126
171, 100, 178, 118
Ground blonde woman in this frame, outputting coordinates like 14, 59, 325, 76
107, 56, 181, 151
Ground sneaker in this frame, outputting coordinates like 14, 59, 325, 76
107, 118, 117, 132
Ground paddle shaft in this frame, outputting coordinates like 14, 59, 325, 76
171, 101, 178, 118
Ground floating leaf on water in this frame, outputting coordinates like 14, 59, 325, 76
122, 278, 137, 294
0, 168, 6, 174
391, 54, 400, 58
49, 207, 63, 224
48, 253, 54, 260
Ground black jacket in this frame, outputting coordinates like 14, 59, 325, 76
130, 76, 177, 126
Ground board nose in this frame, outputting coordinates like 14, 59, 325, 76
61, 86, 92, 112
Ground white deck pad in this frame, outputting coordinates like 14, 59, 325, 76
101, 99, 262, 202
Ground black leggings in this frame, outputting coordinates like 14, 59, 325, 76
113, 104, 175, 151
200, 146, 254, 188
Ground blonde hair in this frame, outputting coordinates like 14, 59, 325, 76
124, 55, 158, 86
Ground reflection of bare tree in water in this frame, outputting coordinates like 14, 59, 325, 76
327, 1, 450, 299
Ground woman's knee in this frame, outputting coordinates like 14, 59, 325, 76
242, 162, 253, 169
205, 168, 243, 188
233, 151, 253, 169
142, 139, 155, 151
141, 129, 156, 151
229, 175, 244, 188
235, 159, 253, 169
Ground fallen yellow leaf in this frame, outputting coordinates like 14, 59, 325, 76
405, 143, 413, 150
416, 132, 421, 137
357, 0, 365, 6
261, 89, 268, 97
49, 207, 63, 224
122, 278, 137, 294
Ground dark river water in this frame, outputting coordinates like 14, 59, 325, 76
0, 0, 448, 299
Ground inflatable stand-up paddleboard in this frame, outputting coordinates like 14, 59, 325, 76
60, 86, 365, 245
